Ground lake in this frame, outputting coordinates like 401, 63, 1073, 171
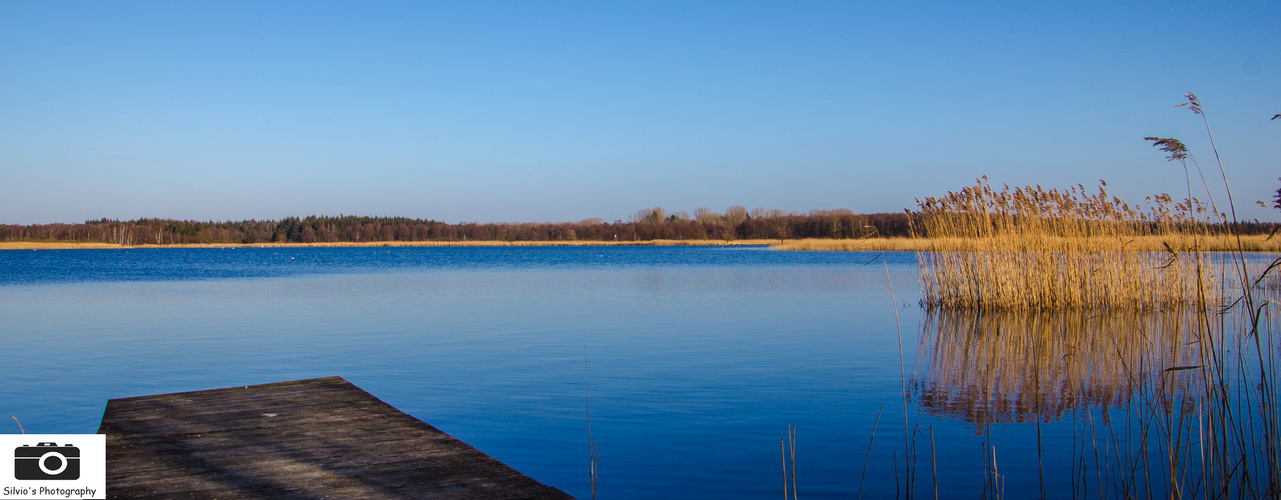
1, 246, 1275, 498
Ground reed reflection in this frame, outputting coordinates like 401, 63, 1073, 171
910, 307, 1202, 429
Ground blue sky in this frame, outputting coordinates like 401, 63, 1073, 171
2, 1, 1278, 224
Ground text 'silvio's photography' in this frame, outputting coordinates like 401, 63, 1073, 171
0, 435, 106, 499
2, 2, 1278, 499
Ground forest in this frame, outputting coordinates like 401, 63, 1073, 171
3, 203, 1276, 246
0, 208, 914, 245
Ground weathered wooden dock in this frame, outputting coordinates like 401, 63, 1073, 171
97, 376, 572, 499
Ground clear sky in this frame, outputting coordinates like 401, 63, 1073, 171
2, 1, 1278, 224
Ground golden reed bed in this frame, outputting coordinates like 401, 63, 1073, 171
815, 177, 1279, 310
773, 234, 1281, 253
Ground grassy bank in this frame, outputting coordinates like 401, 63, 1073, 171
773, 234, 1281, 253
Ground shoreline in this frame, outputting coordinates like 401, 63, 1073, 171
0, 239, 784, 250
5, 235, 1279, 252
772, 235, 1281, 253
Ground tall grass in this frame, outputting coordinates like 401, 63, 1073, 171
1157, 93, 1280, 499
914, 178, 1216, 310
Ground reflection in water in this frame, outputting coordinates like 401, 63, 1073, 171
909, 269, 1281, 497
910, 308, 1202, 429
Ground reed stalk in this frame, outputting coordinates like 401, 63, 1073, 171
585, 348, 598, 500
887, 259, 915, 497
929, 426, 938, 500
781, 424, 798, 500
857, 407, 882, 500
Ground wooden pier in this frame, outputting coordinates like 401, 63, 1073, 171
97, 376, 572, 499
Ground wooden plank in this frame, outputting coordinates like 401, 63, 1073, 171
98, 376, 572, 499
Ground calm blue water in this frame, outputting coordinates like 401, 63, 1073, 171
4, 246, 1262, 498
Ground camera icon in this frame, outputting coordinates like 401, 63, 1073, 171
14, 442, 81, 480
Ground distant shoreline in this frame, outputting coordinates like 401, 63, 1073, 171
0, 239, 784, 250
773, 235, 1281, 253
5, 235, 1279, 252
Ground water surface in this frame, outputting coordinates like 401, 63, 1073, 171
2, 246, 1271, 498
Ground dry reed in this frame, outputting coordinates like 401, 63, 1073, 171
781, 424, 797, 500
913, 178, 1219, 310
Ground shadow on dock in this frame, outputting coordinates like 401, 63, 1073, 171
97, 376, 571, 499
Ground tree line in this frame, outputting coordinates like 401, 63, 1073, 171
3, 207, 1273, 246
0, 209, 915, 245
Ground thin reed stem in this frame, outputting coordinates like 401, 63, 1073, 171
783, 423, 794, 500
886, 259, 912, 497
585, 348, 597, 500
782, 437, 788, 500
858, 407, 883, 500
930, 426, 938, 500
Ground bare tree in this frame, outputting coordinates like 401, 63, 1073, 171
631, 207, 667, 224
725, 205, 748, 226
693, 207, 720, 223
